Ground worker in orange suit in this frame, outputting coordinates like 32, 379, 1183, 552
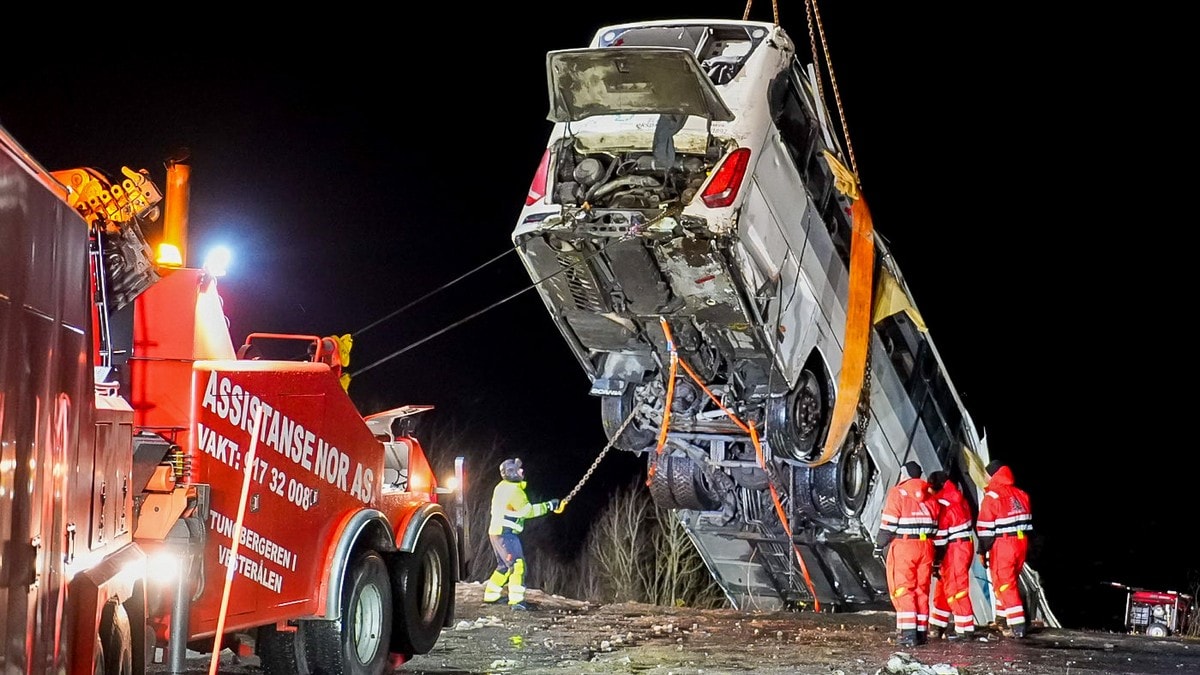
874, 461, 939, 647
975, 460, 1033, 638
927, 470, 976, 641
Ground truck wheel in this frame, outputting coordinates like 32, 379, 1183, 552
392, 524, 453, 655
256, 624, 303, 675
99, 601, 133, 675
302, 549, 393, 675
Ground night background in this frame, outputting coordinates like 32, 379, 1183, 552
0, 4, 1179, 632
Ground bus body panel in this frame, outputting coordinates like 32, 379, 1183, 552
513, 18, 1054, 621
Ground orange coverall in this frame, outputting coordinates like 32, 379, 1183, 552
975, 465, 1033, 635
930, 479, 976, 638
875, 476, 939, 642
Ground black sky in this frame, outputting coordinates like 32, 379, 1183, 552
0, 5, 1179, 630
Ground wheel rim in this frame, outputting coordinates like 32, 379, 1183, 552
789, 372, 822, 443
352, 580, 386, 663
837, 433, 871, 515
418, 546, 444, 624
768, 370, 823, 461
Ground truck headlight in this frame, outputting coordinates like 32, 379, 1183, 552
146, 552, 183, 586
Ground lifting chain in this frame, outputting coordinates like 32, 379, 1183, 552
854, 358, 872, 452
556, 405, 638, 512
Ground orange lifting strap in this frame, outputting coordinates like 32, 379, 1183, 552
648, 318, 823, 611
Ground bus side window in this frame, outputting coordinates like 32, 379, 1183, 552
771, 76, 820, 176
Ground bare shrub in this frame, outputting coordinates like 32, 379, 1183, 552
584, 478, 657, 602
649, 506, 726, 608
1185, 575, 1200, 638
583, 477, 725, 608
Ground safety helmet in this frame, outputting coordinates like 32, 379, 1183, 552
499, 458, 524, 482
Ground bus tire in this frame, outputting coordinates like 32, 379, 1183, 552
302, 549, 393, 675
666, 455, 722, 511
647, 451, 679, 509
766, 368, 828, 462
392, 524, 453, 656
601, 386, 655, 452
99, 601, 133, 675
810, 426, 872, 518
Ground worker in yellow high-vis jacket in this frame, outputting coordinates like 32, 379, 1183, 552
483, 458, 559, 609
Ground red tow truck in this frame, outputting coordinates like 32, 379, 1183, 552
0, 124, 462, 674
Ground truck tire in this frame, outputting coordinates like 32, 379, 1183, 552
302, 549, 393, 675
392, 524, 453, 656
256, 624, 304, 675
99, 601, 133, 675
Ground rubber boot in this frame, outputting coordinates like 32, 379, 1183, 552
896, 629, 918, 647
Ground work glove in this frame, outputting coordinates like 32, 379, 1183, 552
547, 498, 562, 513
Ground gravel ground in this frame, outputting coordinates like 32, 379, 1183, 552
154, 582, 1200, 674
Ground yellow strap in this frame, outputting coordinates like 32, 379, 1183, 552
809, 168, 874, 467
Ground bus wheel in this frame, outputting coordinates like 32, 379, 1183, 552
99, 601, 133, 675
647, 451, 679, 509
667, 455, 723, 511
810, 426, 872, 518
303, 549, 393, 675
766, 369, 827, 462
601, 384, 656, 452
392, 524, 453, 656
648, 453, 723, 511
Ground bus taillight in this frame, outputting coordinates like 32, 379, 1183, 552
700, 147, 751, 208
525, 149, 550, 206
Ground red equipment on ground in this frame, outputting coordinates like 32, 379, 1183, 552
1112, 583, 1193, 637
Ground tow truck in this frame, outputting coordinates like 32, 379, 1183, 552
0, 124, 461, 674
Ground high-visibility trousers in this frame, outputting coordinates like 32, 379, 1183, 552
931, 539, 976, 635
483, 532, 529, 605
989, 533, 1029, 629
886, 538, 935, 634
